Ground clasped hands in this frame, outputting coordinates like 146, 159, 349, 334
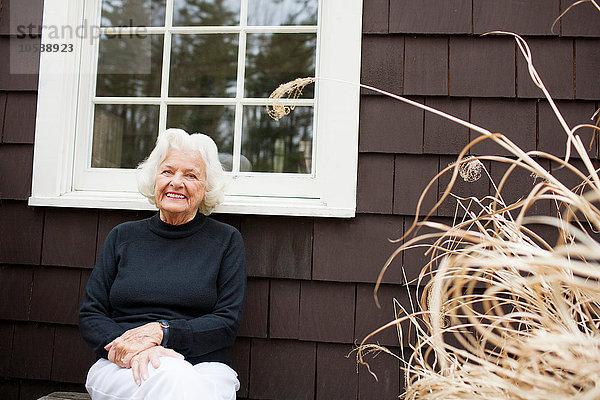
105, 322, 184, 385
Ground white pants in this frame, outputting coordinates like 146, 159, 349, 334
85, 357, 240, 400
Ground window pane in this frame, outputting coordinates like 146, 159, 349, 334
101, 0, 166, 27
166, 105, 236, 171
96, 34, 164, 97
245, 33, 316, 98
92, 104, 159, 168
247, 0, 318, 26
242, 106, 313, 173
173, 0, 241, 26
169, 34, 239, 97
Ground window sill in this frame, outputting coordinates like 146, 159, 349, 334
28, 192, 355, 217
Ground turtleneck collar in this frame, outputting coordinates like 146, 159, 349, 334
148, 211, 207, 239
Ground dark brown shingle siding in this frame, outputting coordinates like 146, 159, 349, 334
390, 0, 472, 34
473, 0, 559, 36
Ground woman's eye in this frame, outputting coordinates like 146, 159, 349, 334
162, 170, 172, 175
187, 174, 197, 179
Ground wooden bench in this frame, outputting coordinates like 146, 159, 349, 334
38, 393, 91, 400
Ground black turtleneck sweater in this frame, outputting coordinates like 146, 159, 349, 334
79, 212, 246, 366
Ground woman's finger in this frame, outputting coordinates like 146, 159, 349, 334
139, 352, 151, 381
148, 350, 161, 369
131, 357, 141, 386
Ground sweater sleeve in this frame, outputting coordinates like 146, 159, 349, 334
166, 229, 246, 359
78, 228, 127, 359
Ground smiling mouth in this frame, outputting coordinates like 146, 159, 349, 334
166, 192, 186, 199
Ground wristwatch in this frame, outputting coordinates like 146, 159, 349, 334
158, 319, 170, 347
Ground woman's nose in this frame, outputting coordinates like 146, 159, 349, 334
169, 174, 184, 187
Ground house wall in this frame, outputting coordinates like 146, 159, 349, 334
1, 0, 600, 399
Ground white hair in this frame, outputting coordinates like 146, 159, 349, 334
137, 128, 228, 215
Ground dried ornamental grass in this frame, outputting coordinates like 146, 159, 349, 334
268, 6, 600, 397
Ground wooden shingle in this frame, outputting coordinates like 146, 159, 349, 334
449, 37, 515, 98
517, 38, 574, 99
404, 36, 448, 96
9, 323, 54, 380
575, 39, 600, 100
0, 0, 44, 35
0, 201, 43, 265
355, 283, 414, 347
539, 100, 597, 158
51, 325, 96, 383
249, 339, 316, 400
394, 155, 439, 216
242, 215, 312, 279
0, 144, 33, 200
41, 208, 98, 268
313, 214, 403, 284
423, 97, 470, 155
0, 37, 40, 91
470, 98, 537, 156
390, 0, 471, 34
561, 0, 600, 37
360, 35, 404, 96
3, 92, 37, 143
315, 343, 358, 400
490, 158, 552, 217
473, 0, 559, 36
357, 153, 394, 214
269, 279, 300, 339
237, 278, 269, 338
0, 265, 33, 321
231, 337, 250, 398
298, 281, 355, 343
0, 322, 14, 376
358, 347, 401, 400
362, 0, 389, 34
29, 267, 81, 325
359, 95, 424, 153
0, 92, 6, 142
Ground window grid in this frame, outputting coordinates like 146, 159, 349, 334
89, 0, 319, 176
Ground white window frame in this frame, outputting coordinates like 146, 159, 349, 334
29, 0, 362, 217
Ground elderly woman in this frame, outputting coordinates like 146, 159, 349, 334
79, 128, 246, 400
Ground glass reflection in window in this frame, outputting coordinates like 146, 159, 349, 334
169, 34, 239, 97
173, 0, 241, 26
242, 106, 313, 173
245, 33, 316, 98
96, 34, 164, 97
101, 0, 166, 27
92, 104, 159, 168
247, 0, 318, 26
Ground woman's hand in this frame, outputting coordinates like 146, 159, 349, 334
130, 346, 184, 386
104, 322, 163, 368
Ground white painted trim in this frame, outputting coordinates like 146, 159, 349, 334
28, 192, 355, 217
30, 0, 363, 217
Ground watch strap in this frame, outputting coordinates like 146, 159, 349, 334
157, 319, 170, 347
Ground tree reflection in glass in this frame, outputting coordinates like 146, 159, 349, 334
101, 0, 166, 27
169, 34, 239, 97
247, 0, 317, 26
173, 0, 241, 26
245, 33, 316, 98
166, 105, 236, 171
242, 106, 313, 173
96, 34, 164, 97
92, 104, 159, 168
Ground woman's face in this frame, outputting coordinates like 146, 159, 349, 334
154, 149, 207, 225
